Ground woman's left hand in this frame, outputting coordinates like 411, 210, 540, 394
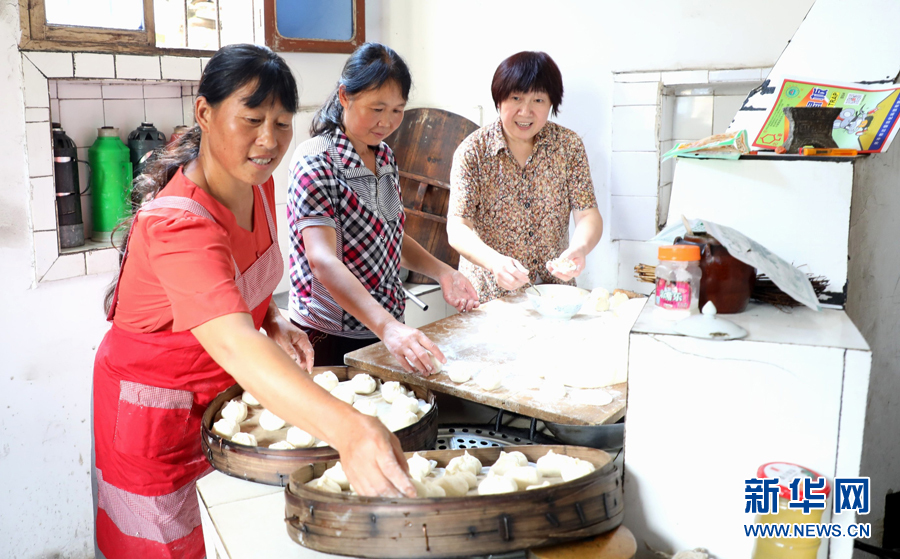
548, 247, 586, 282
264, 313, 315, 372
438, 270, 480, 313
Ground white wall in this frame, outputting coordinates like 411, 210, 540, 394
375, 0, 814, 292
0, 1, 815, 557
848, 148, 900, 543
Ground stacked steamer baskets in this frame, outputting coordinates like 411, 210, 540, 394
285, 445, 623, 558
201, 366, 438, 486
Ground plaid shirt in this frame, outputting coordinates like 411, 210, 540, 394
287, 128, 406, 338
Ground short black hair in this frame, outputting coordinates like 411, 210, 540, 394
491, 51, 563, 116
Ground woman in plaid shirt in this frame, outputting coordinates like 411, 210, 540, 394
287, 43, 479, 374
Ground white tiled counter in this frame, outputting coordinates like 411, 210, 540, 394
623, 300, 871, 559
197, 471, 354, 559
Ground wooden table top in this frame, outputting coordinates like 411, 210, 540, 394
346, 293, 646, 426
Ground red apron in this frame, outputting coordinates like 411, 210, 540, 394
93, 185, 283, 559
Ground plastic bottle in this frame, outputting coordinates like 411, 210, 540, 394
88, 127, 132, 243
654, 244, 701, 320
751, 462, 831, 559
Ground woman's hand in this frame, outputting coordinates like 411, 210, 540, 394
263, 308, 315, 372
490, 256, 531, 291
438, 270, 480, 313
547, 247, 586, 282
334, 413, 416, 498
382, 321, 445, 375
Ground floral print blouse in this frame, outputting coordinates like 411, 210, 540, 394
449, 119, 597, 303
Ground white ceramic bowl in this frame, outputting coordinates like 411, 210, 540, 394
525, 284, 591, 319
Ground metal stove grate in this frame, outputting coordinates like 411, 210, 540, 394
435, 426, 537, 450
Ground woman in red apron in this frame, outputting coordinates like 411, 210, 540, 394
93, 44, 415, 559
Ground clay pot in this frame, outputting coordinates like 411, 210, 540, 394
675, 234, 756, 314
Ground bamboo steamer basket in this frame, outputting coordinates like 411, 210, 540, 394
201, 366, 438, 486
284, 445, 623, 558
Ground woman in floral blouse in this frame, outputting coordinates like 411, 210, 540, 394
448, 51, 604, 303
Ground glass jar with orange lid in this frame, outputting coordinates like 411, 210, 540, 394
752, 462, 832, 559
655, 244, 701, 320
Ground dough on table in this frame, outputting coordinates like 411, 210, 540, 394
609, 291, 630, 312
313, 370, 340, 392
220, 399, 248, 423
330, 382, 356, 405
241, 391, 260, 406
538, 380, 567, 401
307, 476, 342, 493
349, 373, 377, 394
230, 432, 257, 446
478, 472, 519, 495
592, 287, 610, 312
269, 440, 294, 450
353, 399, 379, 417
489, 450, 528, 476
476, 368, 504, 391
212, 418, 238, 438
322, 462, 351, 490
380, 381, 405, 403
448, 367, 472, 384
258, 409, 286, 431
445, 451, 482, 477
560, 458, 596, 482
286, 426, 316, 448
506, 465, 542, 490
407, 452, 437, 481
555, 367, 622, 389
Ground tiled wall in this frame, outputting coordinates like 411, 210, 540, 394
51, 79, 198, 252
21, 51, 207, 283
610, 67, 770, 293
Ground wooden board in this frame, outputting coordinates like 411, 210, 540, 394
384, 108, 480, 284
346, 294, 644, 426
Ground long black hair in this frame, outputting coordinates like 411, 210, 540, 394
311, 42, 412, 137
103, 43, 298, 314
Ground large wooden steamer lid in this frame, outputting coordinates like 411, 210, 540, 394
284, 445, 623, 558
201, 366, 438, 486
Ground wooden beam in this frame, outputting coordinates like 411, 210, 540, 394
399, 170, 450, 190
404, 207, 447, 224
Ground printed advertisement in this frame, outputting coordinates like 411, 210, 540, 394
752, 76, 900, 153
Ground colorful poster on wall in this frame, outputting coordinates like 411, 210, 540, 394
752, 76, 900, 153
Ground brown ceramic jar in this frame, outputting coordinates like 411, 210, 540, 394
675, 234, 756, 314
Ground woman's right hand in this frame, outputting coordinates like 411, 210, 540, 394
490, 256, 531, 291
335, 413, 416, 498
382, 321, 445, 375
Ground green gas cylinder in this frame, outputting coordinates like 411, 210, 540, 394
88, 127, 132, 243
